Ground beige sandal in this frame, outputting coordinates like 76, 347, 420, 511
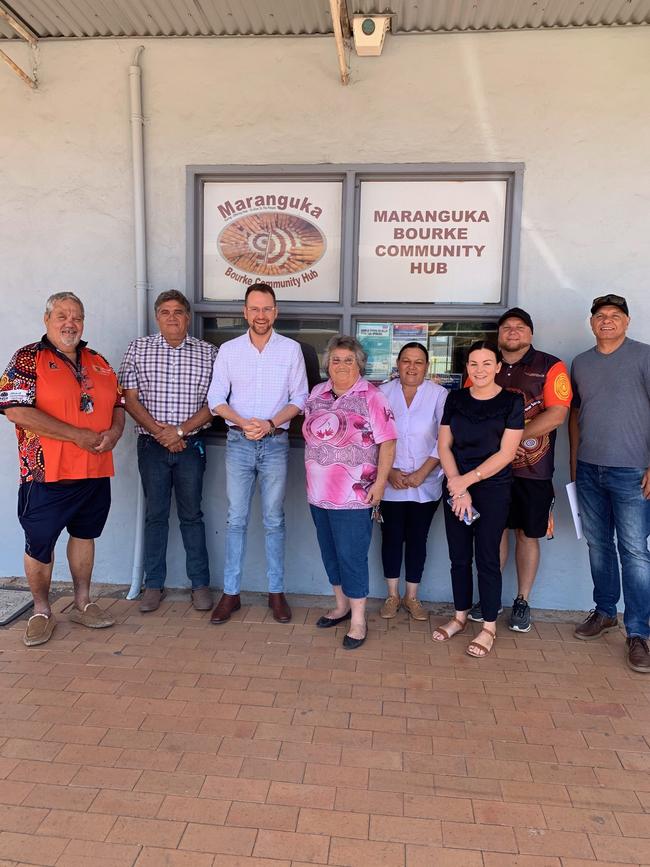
432, 616, 467, 642
466, 625, 496, 658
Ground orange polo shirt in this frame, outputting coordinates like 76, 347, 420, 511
0, 338, 124, 483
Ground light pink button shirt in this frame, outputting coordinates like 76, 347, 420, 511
379, 378, 448, 503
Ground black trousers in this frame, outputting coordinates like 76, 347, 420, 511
443, 481, 511, 622
380, 499, 440, 583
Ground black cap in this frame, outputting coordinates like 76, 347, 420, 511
590, 293, 629, 316
497, 307, 534, 333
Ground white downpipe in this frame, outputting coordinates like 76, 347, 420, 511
126, 46, 148, 600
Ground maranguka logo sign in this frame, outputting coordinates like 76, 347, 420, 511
203, 182, 342, 302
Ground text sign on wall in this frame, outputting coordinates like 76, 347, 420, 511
357, 180, 507, 303
203, 181, 342, 301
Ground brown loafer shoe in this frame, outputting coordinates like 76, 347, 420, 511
402, 597, 428, 621
191, 586, 213, 611
627, 637, 650, 673
380, 596, 400, 619
210, 593, 241, 624
69, 602, 115, 629
268, 592, 291, 623
574, 609, 619, 640
23, 613, 56, 647
139, 587, 166, 613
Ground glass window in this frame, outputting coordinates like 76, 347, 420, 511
355, 319, 497, 388
202, 316, 341, 436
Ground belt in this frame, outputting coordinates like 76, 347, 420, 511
229, 425, 286, 437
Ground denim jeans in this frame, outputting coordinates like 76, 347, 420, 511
224, 429, 289, 595
137, 435, 210, 590
310, 505, 373, 599
576, 461, 650, 639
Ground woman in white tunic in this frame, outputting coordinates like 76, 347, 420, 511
378, 342, 448, 621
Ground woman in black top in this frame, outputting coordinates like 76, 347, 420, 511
432, 341, 524, 657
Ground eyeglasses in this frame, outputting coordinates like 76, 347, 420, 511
592, 293, 626, 308
591, 293, 628, 316
330, 357, 356, 366
246, 306, 275, 315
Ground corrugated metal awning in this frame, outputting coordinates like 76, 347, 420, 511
0, 0, 648, 40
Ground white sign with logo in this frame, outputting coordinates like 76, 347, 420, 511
203, 181, 343, 301
357, 180, 507, 303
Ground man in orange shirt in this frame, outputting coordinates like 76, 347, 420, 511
0, 292, 125, 646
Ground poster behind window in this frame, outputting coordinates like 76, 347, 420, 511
203, 181, 342, 302
357, 180, 507, 303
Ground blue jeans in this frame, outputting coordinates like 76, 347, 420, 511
137, 435, 210, 590
310, 506, 373, 599
224, 429, 289, 595
576, 461, 650, 639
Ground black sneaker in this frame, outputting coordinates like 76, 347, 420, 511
509, 595, 531, 632
468, 603, 503, 622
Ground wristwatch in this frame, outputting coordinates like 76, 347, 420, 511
176, 426, 185, 438
267, 419, 276, 436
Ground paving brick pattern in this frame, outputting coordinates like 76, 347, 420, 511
0, 595, 649, 866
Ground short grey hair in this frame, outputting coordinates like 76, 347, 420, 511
323, 335, 367, 375
154, 289, 191, 315
45, 292, 84, 317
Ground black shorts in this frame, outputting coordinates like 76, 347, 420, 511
18, 478, 111, 564
506, 477, 554, 538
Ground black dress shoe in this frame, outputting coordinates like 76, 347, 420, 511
315, 610, 351, 629
342, 631, 367, 650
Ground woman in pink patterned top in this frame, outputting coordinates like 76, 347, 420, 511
303, 336, 397, 649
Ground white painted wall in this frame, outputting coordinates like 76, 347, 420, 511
1, 28, 648, 610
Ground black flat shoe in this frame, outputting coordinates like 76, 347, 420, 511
342, 632, 367, 650
316, 610, 352, 629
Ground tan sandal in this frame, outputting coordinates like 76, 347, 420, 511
466, 625, 496, 658
432, 616, 467, 642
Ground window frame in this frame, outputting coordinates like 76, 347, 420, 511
187, 162, 524, 338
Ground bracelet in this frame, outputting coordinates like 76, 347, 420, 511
474, 469, 482, 480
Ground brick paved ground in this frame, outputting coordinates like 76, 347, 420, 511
0, 594, 649, 866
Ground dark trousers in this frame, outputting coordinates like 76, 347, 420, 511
137, 434, 210, 590
443, 482, 511, 622
380, 499, 439, 583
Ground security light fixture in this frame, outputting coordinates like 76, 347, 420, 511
352, 15, 391, 56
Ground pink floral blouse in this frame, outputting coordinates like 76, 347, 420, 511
303, 377, 397, 510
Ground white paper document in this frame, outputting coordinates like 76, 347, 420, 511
566, 482, 583, 540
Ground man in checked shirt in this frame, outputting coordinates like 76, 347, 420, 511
119, 290, 217, 613
207, 283, 308, 624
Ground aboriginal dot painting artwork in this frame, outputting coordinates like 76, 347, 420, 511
218, 211, 326, 276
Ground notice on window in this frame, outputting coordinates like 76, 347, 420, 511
357, 322, 393, 380
203, 181, 342, 301
391, 323, 428, 370
357, 179, 507, 303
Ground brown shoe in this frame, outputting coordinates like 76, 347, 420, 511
627, 637, 650, 673
191, 586, 213, 611
268, 592, 291, 623
574, 610, 619, 640
210, 593, 241, 624
380, 596, 400, 619
69, 602, 115, 629
402, 597, 428, 621
139, 587, 166, 613
23, 613, 56, 647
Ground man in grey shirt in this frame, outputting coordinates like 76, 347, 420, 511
569, 293, 650, 673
